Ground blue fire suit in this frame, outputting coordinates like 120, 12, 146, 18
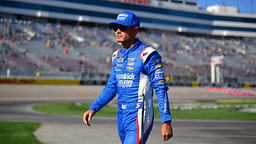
89, 39, 172, 144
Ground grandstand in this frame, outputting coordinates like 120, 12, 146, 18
0, 0, 256, 87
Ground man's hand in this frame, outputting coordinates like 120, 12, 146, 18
161, 121, 173, 141
83, 110, 94, 127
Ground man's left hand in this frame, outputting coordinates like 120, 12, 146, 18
161, 121, 173, 141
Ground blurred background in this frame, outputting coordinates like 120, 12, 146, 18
0, 0, 256, 87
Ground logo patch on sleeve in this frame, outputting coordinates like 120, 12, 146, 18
155, 68, 164, 74
139, 47, 155, 63
153, 59, 161, 63
155, 64, 162, 68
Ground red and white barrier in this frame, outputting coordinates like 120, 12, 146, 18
205, 87, 255, 96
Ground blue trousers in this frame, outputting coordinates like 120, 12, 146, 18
117, 102, 154, 144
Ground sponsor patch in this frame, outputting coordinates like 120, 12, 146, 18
135, 103, 141, 108
158, 80, 166, 84
155, 74, 165, 79
127, 62, 135, 66
117, 14, 128, 21
116, 73, 135, 87
155, 68, 164, 74
117, 56, 123, 62
126, 67, 134, 70
143, 52, 148, 56
128, 58, 135, 61
118, 80, 133, 87
116, 73, 135, 80
121, 104, 127, 109
155, 64, 162, 68
153, 59, 161, 63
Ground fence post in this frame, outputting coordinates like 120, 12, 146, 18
7, 69, 10, 78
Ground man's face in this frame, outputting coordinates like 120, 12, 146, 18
112, 24, 137, 43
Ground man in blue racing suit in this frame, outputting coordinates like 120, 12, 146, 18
83, 11, 173, 144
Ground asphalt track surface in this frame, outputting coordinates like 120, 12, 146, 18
0, 85, 256, 144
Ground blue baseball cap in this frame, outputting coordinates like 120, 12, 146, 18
109, 11, 140, 28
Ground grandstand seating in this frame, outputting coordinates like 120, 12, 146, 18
0, 18, 256, 83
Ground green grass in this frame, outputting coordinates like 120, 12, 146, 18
198, 100, 256, 105
0, 121, 42, 144
32, 102, 256, 121
159, 108, 256, 121
32, 103, 117, 117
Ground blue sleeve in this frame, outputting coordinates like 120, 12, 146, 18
89, 66, 117, 114
144, 51, 172, 123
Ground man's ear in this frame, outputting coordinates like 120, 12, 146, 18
132, 27, 139, 37
134, 27, 139, 33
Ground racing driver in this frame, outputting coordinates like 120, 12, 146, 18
83, 11, 173, 144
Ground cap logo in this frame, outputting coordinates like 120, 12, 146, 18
109, 11, 140, 28
117, 14, 128, 21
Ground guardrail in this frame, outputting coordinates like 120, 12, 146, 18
0, 78, 255, 88
0, 78, 80, 85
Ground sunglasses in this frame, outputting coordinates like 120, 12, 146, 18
113, 25, 133, 32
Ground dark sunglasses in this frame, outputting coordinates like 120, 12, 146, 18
113, 25, 133, 32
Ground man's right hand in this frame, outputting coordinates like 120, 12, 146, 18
83, 110, 94, 127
